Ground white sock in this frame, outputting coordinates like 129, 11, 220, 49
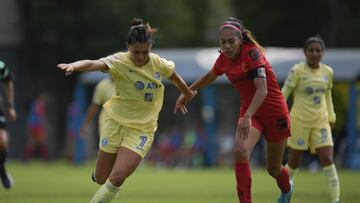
90, 179, 120, 203
323, 164, 340, 203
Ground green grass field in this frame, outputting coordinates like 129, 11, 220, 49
0, 160, 359, 203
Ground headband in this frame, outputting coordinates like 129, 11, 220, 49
220, 23, 242, 33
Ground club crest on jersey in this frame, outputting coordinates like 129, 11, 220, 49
101, 137, 109, 147
135, 81, 145, 90
242, 64, 249, 72
154, 72, 161, 80
323, 75, 329, 81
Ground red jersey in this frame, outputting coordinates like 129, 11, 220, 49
212, 42, 288, 117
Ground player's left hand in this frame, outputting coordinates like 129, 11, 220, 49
174, 94, 188, 115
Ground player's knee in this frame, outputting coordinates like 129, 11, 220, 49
266, 165, 281, 178
319, 155, 333, 166
233, 148, 250, 161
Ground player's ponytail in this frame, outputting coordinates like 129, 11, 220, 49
127, 18, 158, 45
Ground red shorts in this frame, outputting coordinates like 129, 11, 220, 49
251, 114, 291, 142
29, 126, 46, 140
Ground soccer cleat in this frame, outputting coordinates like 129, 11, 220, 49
91, 170, 96, 183
0, 172, 13, 189
277, 181, 294, 203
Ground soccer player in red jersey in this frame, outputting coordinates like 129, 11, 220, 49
175, 17, 293, 203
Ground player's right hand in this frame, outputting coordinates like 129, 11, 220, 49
57, 63, 74, 76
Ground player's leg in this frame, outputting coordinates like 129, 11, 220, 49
234, 121, 261, 203
0, 128, 12, 189
286, 124, 311, 182
287, 148, 304, 182
261, 115, 292, 203
93, 150, 117, 184
313, 125, 340, 203
90, 125, 153, 203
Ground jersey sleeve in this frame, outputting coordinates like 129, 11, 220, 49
159, 57, 175, 79
211, 54, 225, 76
244, 47, 267, 70
326, 68, 336, 123
99, 53, 119, 71
283, 65, 299, 90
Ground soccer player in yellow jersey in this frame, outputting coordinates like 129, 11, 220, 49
57, 18, 197, 203
282, 36, 341, 203
80, 76, 115, 137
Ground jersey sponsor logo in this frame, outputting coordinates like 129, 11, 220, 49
305, 87, 314, 95
101, 137, 109, 147
144, 93, 153, 101
135, 81, 145, 90
313, 96, 321, 104
147, 82, 162, 89
248, 48, 260, 61
302, 76, 309, 81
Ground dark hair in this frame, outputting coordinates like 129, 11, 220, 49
220, 17, 265, 52
127, 18, 157, 45
304, 35, 325, 52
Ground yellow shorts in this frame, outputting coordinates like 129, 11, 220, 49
99, 111, 154, 158
287, 123, 333, 154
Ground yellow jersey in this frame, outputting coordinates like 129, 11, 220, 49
282, 62, 336, 127
100, 52, 175, 133
92, 77, 115, 106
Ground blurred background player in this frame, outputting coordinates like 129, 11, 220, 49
80, 75, 115, 138
0, 60, 17, 189
282, 36, 341, 203
57, 18, 196, 203
175, 17, 293, 203
23, 93, 49, 161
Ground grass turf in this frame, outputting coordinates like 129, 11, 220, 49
0, 160, 359, 203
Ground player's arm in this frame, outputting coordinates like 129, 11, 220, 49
173, 70, 217, 114
244, 67, 267, 118
3, 79, 16, 122
189, 70, 218, 90
80, 103, 101, 137
325, 89, 336, 128
168, 70, 197, 101
57, 60, 108, 75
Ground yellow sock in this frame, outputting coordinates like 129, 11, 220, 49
323, 164, 340, 203
286, 164, 298, 182
90, 179, 120, 203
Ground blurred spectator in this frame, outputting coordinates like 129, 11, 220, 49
23, 93, 49, 161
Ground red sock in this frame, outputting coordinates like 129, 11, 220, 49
23, 145, 34, 161
276, 166, 290, 193
235, 161, 252, 203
